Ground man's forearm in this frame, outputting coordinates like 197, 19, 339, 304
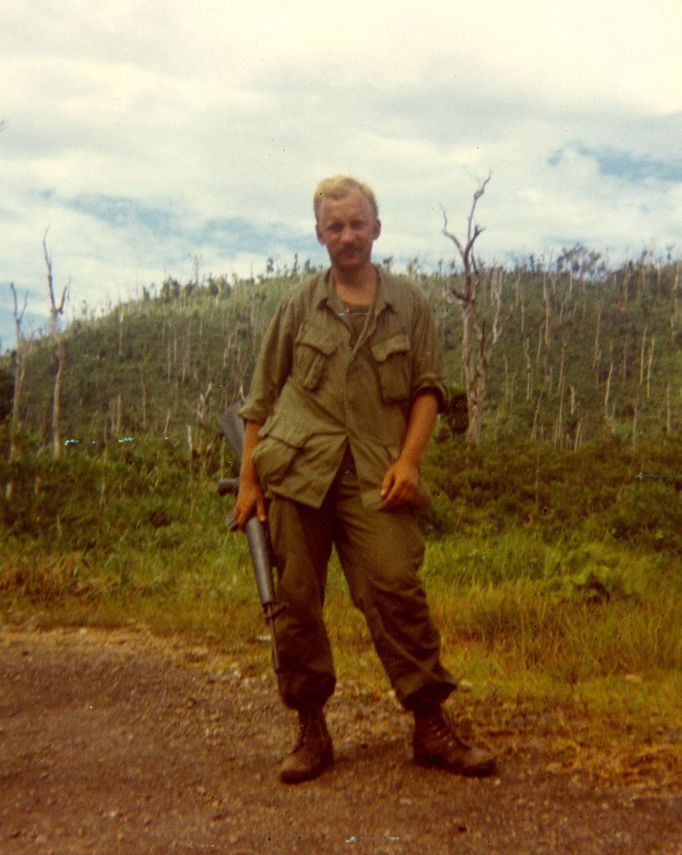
234, 420, 267, 526
398, 392, 439, 468
380, 392, 438, 509
240, 420, 263, 484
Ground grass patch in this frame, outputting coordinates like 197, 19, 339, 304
2, 445, 680, 789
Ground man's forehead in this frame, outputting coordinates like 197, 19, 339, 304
318, 190, 375, 222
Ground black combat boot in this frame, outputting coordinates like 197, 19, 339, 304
413, 704, 496, 777
279, 706, 334, 783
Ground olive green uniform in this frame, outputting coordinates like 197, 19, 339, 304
240, 267, 456, 710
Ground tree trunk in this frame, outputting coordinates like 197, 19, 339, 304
6, 284, 30, 499
524, 337, 533, 402
646, 335, 655, 400
43, 234, 68, 459
603, 344, 614, 425
441, 175, 501, 446
52, 336, 66, 457
542, 272, 551, 348
118, 304, 125, 358
638, 326, 648, 387
8, 284, 28, 464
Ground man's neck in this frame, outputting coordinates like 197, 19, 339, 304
331, 263, 378, 307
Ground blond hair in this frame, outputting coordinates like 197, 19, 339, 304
313, 175, 379, 223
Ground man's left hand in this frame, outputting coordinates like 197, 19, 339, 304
380, 459, 420, 510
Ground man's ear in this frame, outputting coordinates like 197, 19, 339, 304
373, 218, 382, 240
315, 223, 325, 245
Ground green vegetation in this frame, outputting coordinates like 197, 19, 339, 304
2, 433, 680, 776
3, 250, 681, 448
1, 251, 681, 785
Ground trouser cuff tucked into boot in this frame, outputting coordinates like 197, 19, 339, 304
279, 707, 334, 783
413, 704, 496, 777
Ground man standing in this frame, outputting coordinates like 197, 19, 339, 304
235, 176, 495, 783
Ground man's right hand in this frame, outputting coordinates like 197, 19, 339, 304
234, 476, 267, 529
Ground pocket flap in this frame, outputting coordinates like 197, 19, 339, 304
259, 411, 310, 449
295, 322, 338, 355
370, 333, 410, 363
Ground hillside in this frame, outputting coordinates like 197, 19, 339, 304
1, 250, 680, 453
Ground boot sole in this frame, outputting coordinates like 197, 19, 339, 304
413, 745, 497, 778
279, 744, 334, 784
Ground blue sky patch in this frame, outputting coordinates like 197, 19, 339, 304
55, 193, 315, 257
549, 143, 682, 184
64, 194, 175, 236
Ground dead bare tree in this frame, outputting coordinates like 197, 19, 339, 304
6, 284, 31, 499
8, 284, 28, 457
441, 173, 502, 446
43, 232, 69, 458
645, 334, 655, 400
193, 381, 213, 457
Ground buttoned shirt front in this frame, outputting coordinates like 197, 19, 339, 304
239, 267, 447, 510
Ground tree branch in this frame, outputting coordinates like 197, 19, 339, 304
10, 282, 28, 326
467, 171, 492, 245
441, 207, 466, 260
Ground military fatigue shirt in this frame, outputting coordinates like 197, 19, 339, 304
239, 267, 447, 510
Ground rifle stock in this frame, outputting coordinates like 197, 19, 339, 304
219, 403, 284, 672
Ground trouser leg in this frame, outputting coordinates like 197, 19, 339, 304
268, 494, 336, 710
332, 475, 456, 710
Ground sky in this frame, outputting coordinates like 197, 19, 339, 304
1, 0, 681, 349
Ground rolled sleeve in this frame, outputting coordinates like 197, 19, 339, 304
239, 301, 296, 425
409, 292, 448, 411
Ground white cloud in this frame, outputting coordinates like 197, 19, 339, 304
1, 0, 681, 348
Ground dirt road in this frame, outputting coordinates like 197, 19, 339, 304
1, 623, 680, 854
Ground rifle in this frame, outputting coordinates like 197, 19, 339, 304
218, 403, 285, 672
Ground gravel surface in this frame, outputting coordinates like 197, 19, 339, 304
1, 624, 680, 854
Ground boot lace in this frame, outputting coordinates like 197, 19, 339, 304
294, 710, 324, 749
418, 708, 467, 749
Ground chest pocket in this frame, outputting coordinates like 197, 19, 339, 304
370, 333, 412, 403
293, 322, 338, 391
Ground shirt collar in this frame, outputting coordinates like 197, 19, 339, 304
315, 266, 397, 313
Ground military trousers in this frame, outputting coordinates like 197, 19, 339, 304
268, 467, 456, 712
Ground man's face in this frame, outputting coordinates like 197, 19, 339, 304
315, 189, 381, 274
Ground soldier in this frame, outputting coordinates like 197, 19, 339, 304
235, 175, 495, 783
